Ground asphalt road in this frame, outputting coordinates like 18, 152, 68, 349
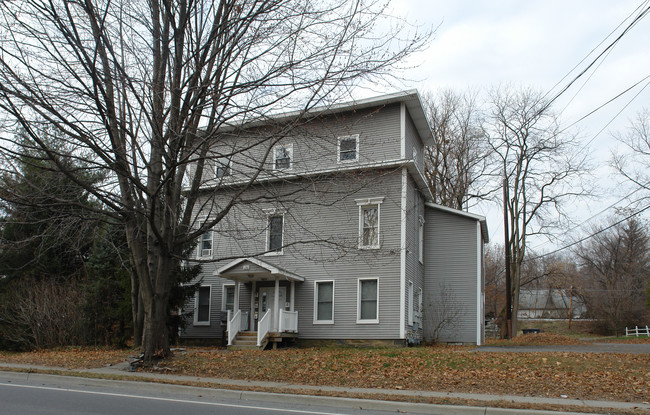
0, 372, 431, 415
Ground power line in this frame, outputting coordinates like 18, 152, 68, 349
560, 74, 650, 135
542, 0, 650, 102
527, 203, 650, 261
530, 187, 646, 251
541, 3, 650, 112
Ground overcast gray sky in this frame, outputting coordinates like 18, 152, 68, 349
380, 0, 650, 252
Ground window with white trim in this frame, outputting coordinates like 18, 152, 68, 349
267, 214, 284, 253
215, 157, 231, 178
408, 281, 414, 325
273, 144, 293, 170
356, 197, 383, 249
222, 284, 235, 312
357, 278, 379, 323
194, 285, 211, 326
337, 135, 359, 162
198, 220, 213, 258
417, 287, 423, 324
314, 281, 334, 324
418, 215, 425, 264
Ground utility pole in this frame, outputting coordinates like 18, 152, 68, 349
503, 178, 512, 339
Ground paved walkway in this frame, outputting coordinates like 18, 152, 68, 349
475, 342, 650, 354
1, 361, 648, 414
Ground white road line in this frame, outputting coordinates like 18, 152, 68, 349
0, 382, 352, 415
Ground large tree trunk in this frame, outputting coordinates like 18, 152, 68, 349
130, 272, 144, 347
511, 261, 521, 337
141, 288, 171, 363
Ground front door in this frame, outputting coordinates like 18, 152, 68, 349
259, 286, 287, 329
259, 286, 287, 312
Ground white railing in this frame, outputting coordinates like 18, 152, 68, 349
278, 309, 298, 332
625, 325, 650, 337
227, 309, 241, 346
257, 309, 272, 347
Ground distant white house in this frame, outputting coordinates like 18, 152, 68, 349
518, 289, 586, 320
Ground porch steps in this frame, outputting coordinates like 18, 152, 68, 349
228, 331, 267, 351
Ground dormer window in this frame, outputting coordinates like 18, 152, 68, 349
215, 157, 231, 178
273, 144, 293, 170
338, 135, 359, 163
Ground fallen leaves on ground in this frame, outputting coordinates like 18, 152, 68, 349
0, 347, 131, 368
1, 344, 648, 404
157, 345, 649, 403
486, 332, 584, 346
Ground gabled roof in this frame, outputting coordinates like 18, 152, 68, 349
223, 90, 434, 146
425, 202, 489, 243
215, 257, 304, 282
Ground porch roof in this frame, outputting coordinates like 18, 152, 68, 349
214, 257, 305, 283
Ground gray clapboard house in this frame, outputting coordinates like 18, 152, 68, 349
182, 91, 488, 348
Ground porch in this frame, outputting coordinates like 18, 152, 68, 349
216, 258, 304, 350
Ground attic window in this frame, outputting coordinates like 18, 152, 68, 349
338, 135, 358, 162
274, 144, 293, 170
215, 157, 231, 178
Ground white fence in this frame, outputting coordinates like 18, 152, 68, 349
625, 326, 650, 337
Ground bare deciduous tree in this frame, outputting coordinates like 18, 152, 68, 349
613, 109, 650, 202
485, 87, 590, 337
0, 0, 429, 362
484, 243, 505, 319
422, 89, 490, 209
575, 216, 650, 335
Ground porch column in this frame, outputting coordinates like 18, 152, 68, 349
274, 277, 280, 331
234, 280, 240, 312
249, 280, 256, 331
290, 281, 295, 312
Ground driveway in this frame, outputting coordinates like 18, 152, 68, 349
475, 342, 650, 354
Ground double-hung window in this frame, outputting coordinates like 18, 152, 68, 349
222, 284, 235, 312
194, 285, 211, 326
408, 281, 415, 325
337, 135, 359, 163
356, 197, 383, 249
357, 278, 379, 323
267, 214, 284, 253
416, 287, 423, 324
314, 281, 334, 324
215, 157, 231, 178
273, 144, 293, 170
198, 220, 213, 258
